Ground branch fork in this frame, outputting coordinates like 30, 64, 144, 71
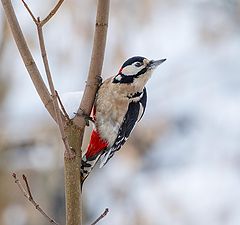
2, 0, 110, 225
21, 0, 74, 159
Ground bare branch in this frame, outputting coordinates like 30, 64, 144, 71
3, 1, 111, 225
22, 174, 33, 200
56, 90, 71, 122
19, 0, 71, 158
20, 0, 73, 158
36, 18, 74, 158
73, 0, 109, 128
1, 0, 57, 122
12, 173, 60, 225
40, 0, 64, 27
21, 0, 64, 27
65, 2, 110, 223
21, 0, 37, 24
90, 208, 109, 225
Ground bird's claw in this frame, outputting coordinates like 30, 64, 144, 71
84, 115, 94, 127
74, 111, 94, 126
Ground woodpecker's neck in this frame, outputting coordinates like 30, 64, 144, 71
131, 71, 152, 90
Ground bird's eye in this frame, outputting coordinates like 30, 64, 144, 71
135, 62, 142, 67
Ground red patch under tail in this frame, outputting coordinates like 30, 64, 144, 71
85, 130, 108, 160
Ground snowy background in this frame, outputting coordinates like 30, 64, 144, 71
1, 0, 240, 225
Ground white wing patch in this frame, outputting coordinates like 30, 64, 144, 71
99, 149, 112, 168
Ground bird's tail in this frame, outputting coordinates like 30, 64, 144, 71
81, 154, 101, 184
80, 129, 108, 186
81, 129, 108, 183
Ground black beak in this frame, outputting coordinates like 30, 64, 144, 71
148, 58, 166, 69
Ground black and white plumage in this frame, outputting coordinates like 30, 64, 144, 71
99, 87, 147, 167
81, 56, 166, 182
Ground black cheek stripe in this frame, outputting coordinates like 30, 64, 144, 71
112, 67, 148, 84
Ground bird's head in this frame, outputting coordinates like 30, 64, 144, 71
113, 56, 166, 85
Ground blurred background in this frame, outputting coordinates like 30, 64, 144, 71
1, 0, 240, 224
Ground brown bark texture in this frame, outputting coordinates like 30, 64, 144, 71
1, 0, 110, 225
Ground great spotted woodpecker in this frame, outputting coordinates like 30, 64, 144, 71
81, 56, 166, 182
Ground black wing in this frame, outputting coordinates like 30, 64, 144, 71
99, 88, 147, 167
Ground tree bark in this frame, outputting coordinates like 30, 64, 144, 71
64, 124, 82, 225
65, 1, 110, 225
74, 0, 110, 127
1, 0, 110, 225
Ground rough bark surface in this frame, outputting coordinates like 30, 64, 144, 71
64, 124, 82, 225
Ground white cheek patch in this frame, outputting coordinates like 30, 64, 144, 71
115, 74, 122, 81
121, 65, 143, 76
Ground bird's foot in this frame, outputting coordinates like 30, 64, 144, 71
74, 110, 95, 126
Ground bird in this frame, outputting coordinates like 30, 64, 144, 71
81, 56, 166, 183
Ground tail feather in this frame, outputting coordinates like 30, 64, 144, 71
81, 154, 101, 184
81, 129, 108, 184
99, 149, 112, 168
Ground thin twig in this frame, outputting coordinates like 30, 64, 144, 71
3, 1, 111, 225
90, 208, 109, 225
21, 0, 69, 126
40, 0, 64, 27
21, 0, 64, 27
21, 0, 37, 23
12, 173, 60, 225
36, 19, 74, 158
20, 0, 74, 158
56, 90, 71, 122
1, 0, 57, 122
22, 174, 33, 200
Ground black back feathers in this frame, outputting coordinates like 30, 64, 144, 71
100, 88, 147, 166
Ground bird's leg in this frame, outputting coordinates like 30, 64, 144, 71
74, 110, 95, 126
